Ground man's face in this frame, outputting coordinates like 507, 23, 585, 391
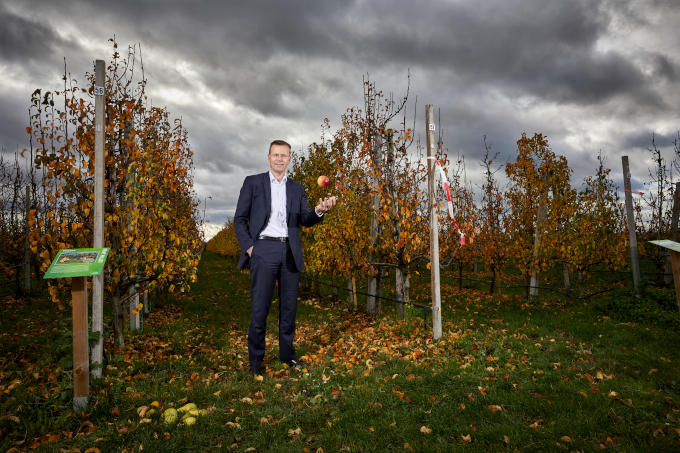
268, 144, 291, 174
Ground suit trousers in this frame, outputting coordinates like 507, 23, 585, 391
248, 239, 300, 368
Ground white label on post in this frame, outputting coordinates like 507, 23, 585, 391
94, 86, 104, 96
96, 124, 102, 132
428, 123, 435, 131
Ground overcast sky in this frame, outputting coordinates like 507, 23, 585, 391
1, 0, 679, 229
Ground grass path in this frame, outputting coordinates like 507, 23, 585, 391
1, 251, 680, 452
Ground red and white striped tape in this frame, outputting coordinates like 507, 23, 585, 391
430, 158, 466, 246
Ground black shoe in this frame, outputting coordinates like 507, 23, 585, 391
283, 359, 305, 368
249, 364, 262, 376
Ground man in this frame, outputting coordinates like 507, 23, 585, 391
234, 139, 336, 376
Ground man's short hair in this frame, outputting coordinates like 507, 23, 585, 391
269, 139, 291, 154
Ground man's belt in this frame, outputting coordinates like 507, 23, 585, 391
258, 236, 289, 242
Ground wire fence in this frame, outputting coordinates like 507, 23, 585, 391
300, 274, 432, 312
299, 264, 674, 315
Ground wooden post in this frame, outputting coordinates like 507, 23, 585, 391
622, 156, 640, 293
91, 59, 105, 378
665, 182, 680, 284
72, 276, 89, 410
426, 105, 442, 340
23, 186, 31, 295
670, 251, 680, 313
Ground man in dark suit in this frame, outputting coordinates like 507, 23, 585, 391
234, 139, 336, 376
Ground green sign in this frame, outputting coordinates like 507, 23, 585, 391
649, 240, 680, 253
44, 248, 110, 279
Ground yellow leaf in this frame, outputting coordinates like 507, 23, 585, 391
420, 425, 432, 434
461, 434, 472, 443
560, 436, 572, 443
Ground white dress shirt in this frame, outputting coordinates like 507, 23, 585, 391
260, 171, 289, 238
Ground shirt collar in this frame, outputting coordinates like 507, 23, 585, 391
269, 171, 287, 184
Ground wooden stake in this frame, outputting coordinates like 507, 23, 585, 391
622, 156, 640, 293
426, 104, 442, 340
669, 251, 680, 313
71, 276, 89, 410
91, 59, 105, 378
352, 276, 357, 311
665, 182, 680, 284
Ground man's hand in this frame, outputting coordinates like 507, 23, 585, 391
315, 196, 337, 215
247, 246, 253, 257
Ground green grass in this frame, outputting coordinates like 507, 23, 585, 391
2, 250, 680, 452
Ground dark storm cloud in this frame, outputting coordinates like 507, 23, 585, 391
0, 3, 75, 64
1, 0, 679, 231
622, 130, 679, 152
0, 92, 29, 149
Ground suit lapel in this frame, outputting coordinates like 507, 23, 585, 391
286, 179, 293, 220
262, 172, 271, 216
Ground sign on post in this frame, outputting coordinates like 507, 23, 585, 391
44, 247, 110, 410
650, 240, 680, 313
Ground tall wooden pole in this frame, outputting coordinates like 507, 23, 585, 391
72, 276, 89, 410
665, 182, 680, 284
426, 105, 442, 340
622, 156, 640, 293
91, 59, 105, 378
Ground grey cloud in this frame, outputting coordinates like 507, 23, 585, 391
1, 0, 679, 227
0, 3, 75, 64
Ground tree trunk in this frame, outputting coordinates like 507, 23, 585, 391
367, 136, 383, 314
395, 266, 410, 318
112, 288, 125, 347
525, 275, 531, 300
367, 275, 377, 314
530, 189, 548, 298
562, 261, 571, 301
23, 185, 31, 296
577, 270, 584, 299
473, 258, 478, 273
332, 277, 339, 300
489, 267, 496, 295
347, 278, 353, 307
458, 261, 463, 290
375, 269, 383, 315
129, 286, 140, 332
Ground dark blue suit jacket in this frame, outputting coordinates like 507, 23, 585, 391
234, 172, 323, 271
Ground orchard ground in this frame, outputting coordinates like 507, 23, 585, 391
2, 251, 680, 452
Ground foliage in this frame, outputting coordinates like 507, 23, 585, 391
0, 153, 29, 288
2, 252, 680, 452
477, 137, 508, 293
205, 219, 240, 258
25, 39, 202, 311
563, 152, 626, 282
290, 128, 372, 278
505, 133, 572, 286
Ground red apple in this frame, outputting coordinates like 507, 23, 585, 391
317, 175, 330, 187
